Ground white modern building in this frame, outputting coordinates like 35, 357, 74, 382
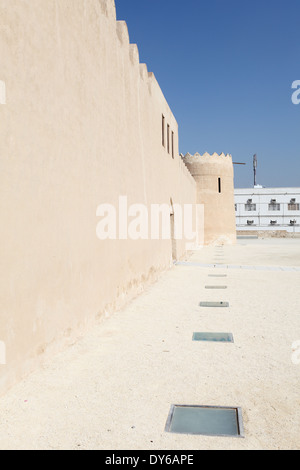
235, 187, 300, 233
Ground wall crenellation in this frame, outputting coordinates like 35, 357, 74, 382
129, 44, 139, 66
139, 63, 148, 81
98, 0, 116, 19
183, 152, 233, 160
114, 9, 173, 130
116, 21, 130, 45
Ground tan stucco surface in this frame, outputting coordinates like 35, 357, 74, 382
0, 0, 196, 394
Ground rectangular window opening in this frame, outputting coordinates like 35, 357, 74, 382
269, 199, 280, 211
218, 178, 221, 194
162, 115, 165, 147
167, 124, 170, 154
172, 131, 174, 159
245, 203, 256, 211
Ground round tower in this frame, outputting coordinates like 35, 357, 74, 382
183, 152, 236, 246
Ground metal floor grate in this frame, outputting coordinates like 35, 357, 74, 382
193, 332, 234, 343
199, 301, 229, 307
205, 285, 227, 289
208, 274, 227, 277
165, 405, 244, 437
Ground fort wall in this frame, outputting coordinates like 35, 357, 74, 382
0, 0, 196, 394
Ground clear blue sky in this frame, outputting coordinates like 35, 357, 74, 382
115, 0, 300, 188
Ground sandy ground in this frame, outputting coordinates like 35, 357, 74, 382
0, 238, 299, 450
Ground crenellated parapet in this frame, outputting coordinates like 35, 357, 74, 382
116, 20, 130, 45
129, 44, 139, 66
111, 2, 172, 113
98, 0, 116, 19
109, 0, 179, 160
183, 152, 234, 178
184, 152, 232, 159
111, 7, 158, 96
98, 1, 186, 175
183, 152, 233, 164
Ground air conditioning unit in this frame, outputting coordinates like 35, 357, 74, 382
247, 220, 254, 225
270, 220, 277, 225
247, 199, 252, 204
290, 219, 297, 226
270, 199, 277, 204
290, 198, 296, 204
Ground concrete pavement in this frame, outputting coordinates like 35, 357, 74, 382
0, 239, 299, 450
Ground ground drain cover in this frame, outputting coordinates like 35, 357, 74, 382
205, 285, 227, 289
193, 332, 234, 343
165, 405, 244, 437
199, 301, 229, 307
208, 274, 227, 277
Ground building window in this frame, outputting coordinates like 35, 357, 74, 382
269, 200, 280, 211
288, 199, 300, 211
167, 124, 170, 154
269, 204, 280, 211
172, 131, 174, 159
218, 178, 221, 194
235, 204, 237, 211
245, 199, 256, 211
288, 203, 300, 211
162, 115, 165, 147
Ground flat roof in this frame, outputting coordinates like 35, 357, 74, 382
235, 187, 300, 194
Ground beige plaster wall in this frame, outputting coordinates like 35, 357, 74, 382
183, 153, 237, 246
0, 0, 196, 394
